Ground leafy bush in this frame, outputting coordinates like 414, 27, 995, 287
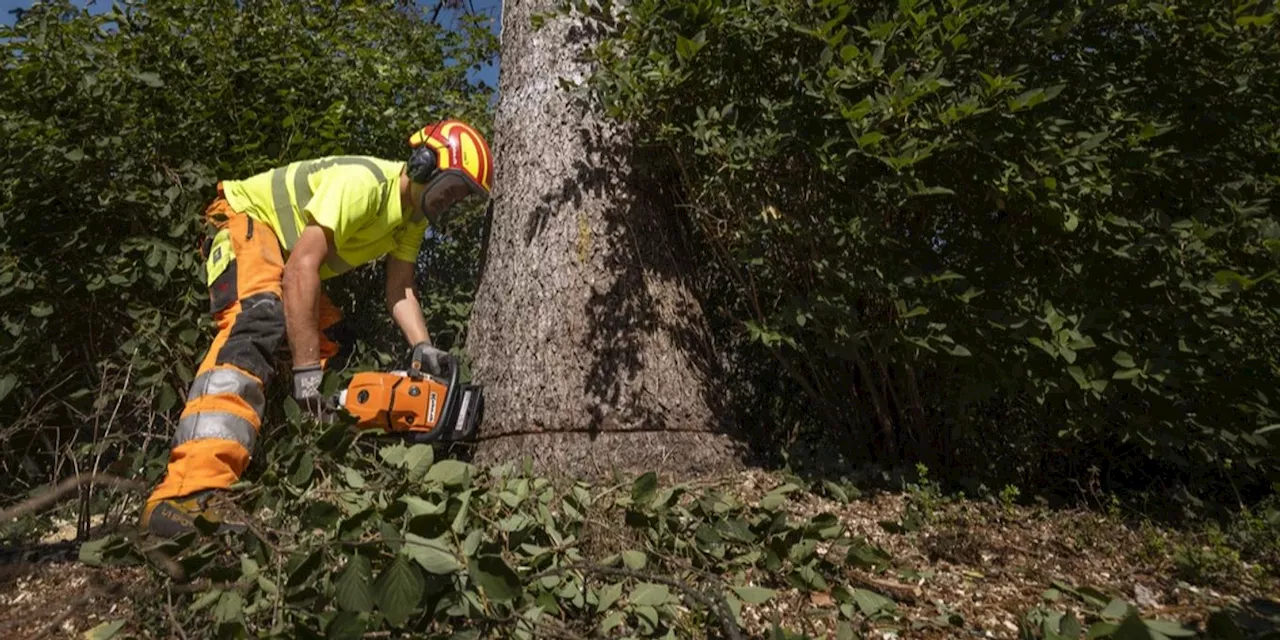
0, 0, 496, 499
577, 0, 1280, 496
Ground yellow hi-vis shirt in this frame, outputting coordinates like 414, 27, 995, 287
221, 156, 427, 280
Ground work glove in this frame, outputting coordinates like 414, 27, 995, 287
292, 363, 332, 423
409, 341, 453, 378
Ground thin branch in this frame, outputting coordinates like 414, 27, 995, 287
166, 585, 190, 640
0, 473, 146, 524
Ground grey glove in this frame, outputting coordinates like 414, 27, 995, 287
409, 342, 453, 378
292, 364, 330, 422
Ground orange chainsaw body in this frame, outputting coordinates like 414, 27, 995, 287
343, 371, 448, 433
335, 368, 482, 443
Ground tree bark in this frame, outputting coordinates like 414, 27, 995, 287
465, 0, 745, 480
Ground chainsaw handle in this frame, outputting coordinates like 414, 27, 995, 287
401, 356, 460, 444
437, 357, 460, 430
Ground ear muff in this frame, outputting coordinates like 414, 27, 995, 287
407, 146, 438, 184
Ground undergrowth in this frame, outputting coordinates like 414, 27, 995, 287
42, 410, 1242, 640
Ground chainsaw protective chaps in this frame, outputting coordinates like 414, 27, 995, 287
147, 189, 348, 504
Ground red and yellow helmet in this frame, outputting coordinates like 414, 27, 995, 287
408, 119, 493, 195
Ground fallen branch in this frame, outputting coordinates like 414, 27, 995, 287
0, 473, 146, 524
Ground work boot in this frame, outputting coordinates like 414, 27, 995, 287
139, 489, 248, 537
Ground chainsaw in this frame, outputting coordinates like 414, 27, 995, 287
330, 360, 483, 444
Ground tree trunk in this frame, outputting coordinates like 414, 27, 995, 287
465, 0, 744, 480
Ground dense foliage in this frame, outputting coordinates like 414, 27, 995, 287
0, 0, 496, 499
576, 0, 1280, 496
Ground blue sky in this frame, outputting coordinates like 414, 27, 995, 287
0, 0, 503, 88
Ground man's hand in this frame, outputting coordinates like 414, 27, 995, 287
292, 364, 331, 422
410, 341, 453, 378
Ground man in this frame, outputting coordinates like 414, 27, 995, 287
140, 120, 493, 536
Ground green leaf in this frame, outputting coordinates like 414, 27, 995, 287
852, 588, 894, 616
731, 586, 776, 604
78, 537, 110, 566
336, 553, 375, 612
463, 529, 482, 557
468, 555, 522, 603
910, 186, 956, 197
30, 301, 53, 318
342, 466, 366, 489
1143, 619, 1194, 637
857, 131, 885, 148
600, 609, 626, 632
1113, 351, 1137, 368
213, 591, 244, 623
1068, 366, 1090, 389
156, 385, 177, 413
404, 444, 434, 480
1078, 130, 1110, 152
1113, 368, 1143, 380
1111, 611, 1155, 640
451, 489, 474, 534
632, 471, 659, 505
630, 583, 670, 607
133, 71, 164, 87
633, 605, 660, 630
0, 374, 16, 403
83, 620, 127, 640
836, 621, 857, 640
375, 555, 424, 627
401, 496, 446, 517
189, 589, 221, 612
290, 451, 314, 486
326, 611, 368, 640
597, 582, 623, 612
379, 443, 408, 466
760, 490, 788, 510
622, 549, 647, 570
424, 459, 471, 488
403, 534, 461, 574
1102, 598, 1135, 620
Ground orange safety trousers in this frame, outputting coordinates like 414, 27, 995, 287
147, 188, 348, 503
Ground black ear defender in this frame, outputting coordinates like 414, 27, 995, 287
407, 145, 438, 185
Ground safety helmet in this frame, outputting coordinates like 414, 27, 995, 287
407, 119, 493, 195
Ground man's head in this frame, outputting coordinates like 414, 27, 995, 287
406, 119, 493, 228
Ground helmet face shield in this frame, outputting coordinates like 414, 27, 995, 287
419, 172, 476, 225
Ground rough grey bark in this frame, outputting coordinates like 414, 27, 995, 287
465, 0, 745, 479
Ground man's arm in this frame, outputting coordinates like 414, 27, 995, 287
385, 256, 430, 347
282, 224, 333, 368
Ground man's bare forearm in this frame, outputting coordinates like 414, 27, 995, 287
385, 257, 430, 347
282, 263, 323, 368
388, 286, 430, 347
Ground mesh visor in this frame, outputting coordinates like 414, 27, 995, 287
422, 172, 475, 220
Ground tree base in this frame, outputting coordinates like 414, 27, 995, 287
471, 429, 747, 482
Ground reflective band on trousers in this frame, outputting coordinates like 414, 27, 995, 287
172, 411, 257, 451
270, 156, 389, 250
187, 368, 266, 418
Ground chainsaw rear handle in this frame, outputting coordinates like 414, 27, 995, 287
405, 356, 460, 444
